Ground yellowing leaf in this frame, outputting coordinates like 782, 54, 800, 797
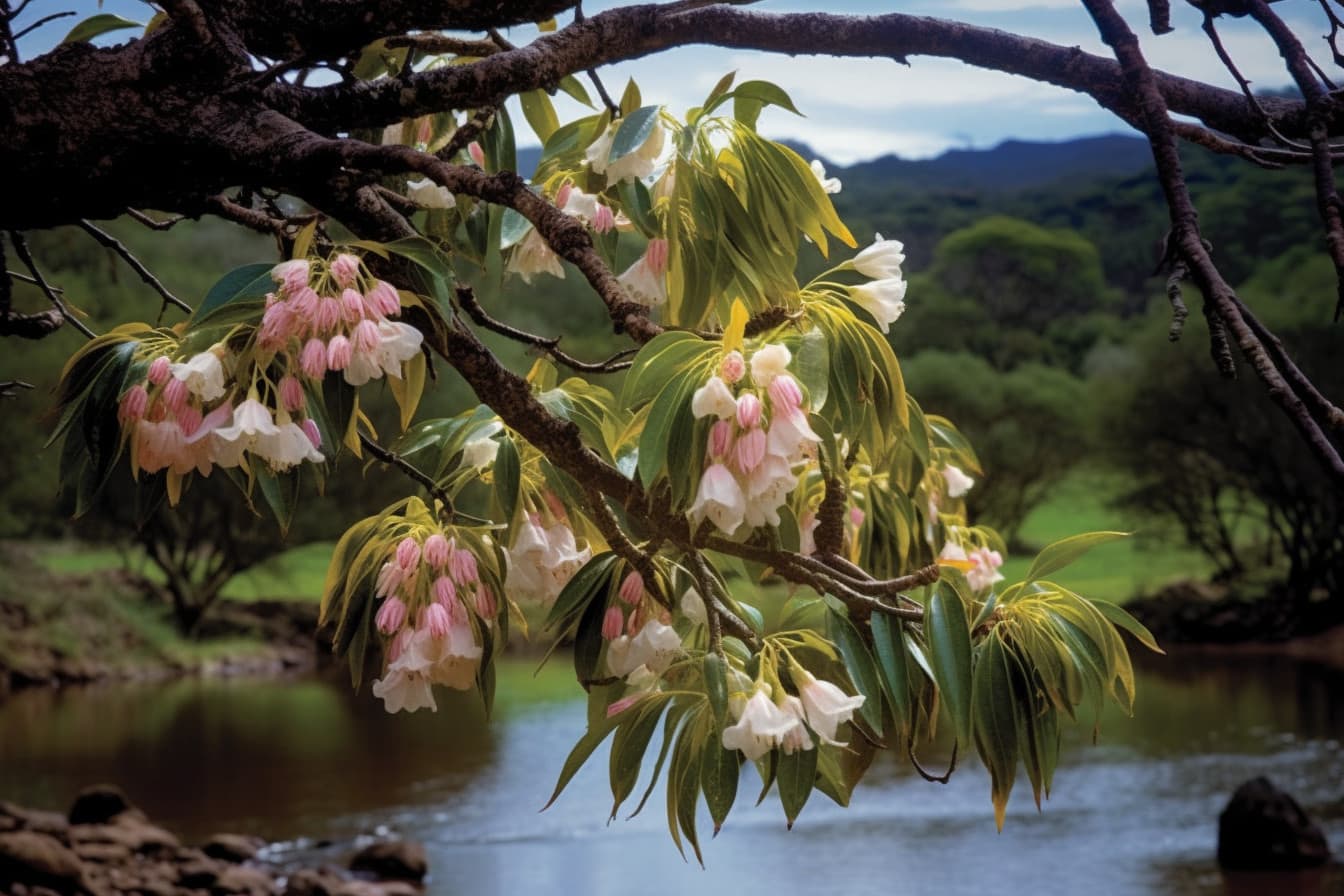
723, 298, 749, 354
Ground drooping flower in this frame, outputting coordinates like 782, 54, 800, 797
618, 571, 644, 606
848, 278, 908, 334
778, 695, 815, 755
688, 463, 747, 536
691, 376, 738, 421
606, 619, 682, 678
406, 178, 456, 209
617, 246, 668, 306
602, 606, 625, 641
767, 374, 804, 414
371, 667, 437, 713
505, 515, 592, 605
748, 343, 791, 388
375, 596, 408, 634
586, 117, 667, 182
719, 350, 746, 384
271, 259, 310, 295
330, 253, 361, 289
170, 349, 226, 401
721, 683, 799, 761
147, 356, 171, 386
461, 421, 504, 469
278, 375, 305, 413
396, 536, 421, 570
118, 383, 148, 424
401, 623, 482, 690
810, 159, 842, 194
254, 417, 325, 470
944, 464, 975, 498
966, 546, 1005, 592
680, 588, 708, 626
508, 228, 565, 284
852, 234, 906, 280
210, 398, 280, 468
423, 533, 451, 569
792, 665, 865, 746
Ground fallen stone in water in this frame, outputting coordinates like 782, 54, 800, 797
1217, 776, 1333, 871
347, 841, 427, 882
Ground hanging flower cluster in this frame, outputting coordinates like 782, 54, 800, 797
117, 343, 324, 478
721, 661, 865, 761
264, 255, 423, 387
505, 501, 592, 606
603, 571, 683, 682
939, 538, 1006, 593
371, 529, 495, 713
844, 235, 908, 333
688, 343, 820, 535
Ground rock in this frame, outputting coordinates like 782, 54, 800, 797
1217, 776, 1332, 870
0, 831, 88, 895
332, 883, 419, 896
70, 817, 179, 855
176, 855, 225, 889
347, 842, 426, 883
70, 842, 131, 865
210, 865, 276, 896
282, 868, 340, 896
202, 835, 265, 864
1, 803, 71, 839
68, 787, 134, 827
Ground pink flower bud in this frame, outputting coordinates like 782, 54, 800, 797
432, 574, 456, 607
278, 375, 305, 413
316, 297, 342, 333
177, 405, 203, 437
450, 548, 478, 584
375, 561, 403, 598
735, 426, 766, 473
161, 377, 188, 415
300, 338, 328, 380
387, 627, 414, 662
468, 142, 485, 166
423, 533, 451, 569
849, 506, 866, 528
645, 238, 669, 276
719, 351, 745, 384
375, 596, 408, 634
419, 603, 451, 639
352, 319, 380, 354
341, 288, 366, 324
326, 335, 352, 371
259, 301, 294, 348
736, 393, 763, 429
291, 285, 320, 321
300, 418, 322, 450
474, 586, 497, 620
593, 203, 615, 234
118, 383, 149, 424
554, 183, 573, 208
618, 571, 644, 606
365, 280, 401, 318
396, 536, 421, 570
330, 253, 361, 289
768, 374, 804, 413
606, 694, 642, 717
272, 259, 310, 295
602, 606, 624, 640
709, 419, 735, 458
147, 357, 171, 386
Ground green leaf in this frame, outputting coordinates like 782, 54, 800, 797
62, 13, 141, 44
493, 435, 520, 524
1022, 532, 1129, 586
928, 581, 974, 747
1091, 599, 1164, 655
826, 609, 884, 732
572, 585, 609, 685
972, 635, 1020, 831
704, 652, 729, 725
543, 551, 618, 632
544, 712, 621, 810
700, 739, 740, 834
519, 89, 560, 145
608, 105, 661, 164
795, 329, 830, 412
776, 747, 818, 829
192, 262, 274, 324
610, 698, 667, 819
254, 465, 301, 534
636, 368, 699, 491
870, 614, 912, 743
557, 75, 595, 109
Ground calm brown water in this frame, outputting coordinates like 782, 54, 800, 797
1, 653, 1342, 896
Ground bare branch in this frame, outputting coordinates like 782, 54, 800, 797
78, 220, 193, 317
7, 231, 95, 339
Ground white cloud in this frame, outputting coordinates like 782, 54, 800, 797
766, 123, 958, 164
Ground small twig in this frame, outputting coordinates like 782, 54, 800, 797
11, 10, 74, 41
125, 209, 186, 231
79, 220, 192, 317
1147, 0, 1172, 35
910, 741, 958, 784
0, 380, 33, 398
573, 3, 620, 114
455, 283, 634, 373
358, 432, 453, 511
437, 106, 496, 162
1317, 0, 1344, 70
1201, 11, 1311, 151
8, 231, 95, 339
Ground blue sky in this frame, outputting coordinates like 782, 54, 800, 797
12, 1, 1323, 162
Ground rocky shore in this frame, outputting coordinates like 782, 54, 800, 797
0, 787, 426, 896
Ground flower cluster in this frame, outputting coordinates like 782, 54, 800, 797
371, 530, 495, 713
720, 663, 865, 761
618, 238, 669, 307
117, 345, 324, 479
505, 506, 592, 606
263, 256, 423, 387
846, 235, 908, 333
603, 571, 683, 681
585, 116, 667, 183
688, 343, 820, 535
939, 540, 1005, 593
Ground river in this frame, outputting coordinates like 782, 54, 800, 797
1, 652, 1342, 895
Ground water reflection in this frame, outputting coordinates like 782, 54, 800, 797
0, 652, 1341, 896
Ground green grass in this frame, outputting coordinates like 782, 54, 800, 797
997, 468, 1210, 604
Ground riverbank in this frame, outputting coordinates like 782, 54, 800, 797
0, 786, 426, 896
0, 544, 319, 696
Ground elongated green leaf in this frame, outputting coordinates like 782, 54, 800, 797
1022, 532, 1129, 586
520, 89, 560, 144
700, 740, 740, 834
63, 13, 140, 44
544, 713, 621, 810
192, 262, 274, 324
776, 746, 818, 829
928, 581, 974, 747
826, 609, 883, 732
493, 435, 520, 525
1091, 599, 1164, 655
557, 75, 594, 109
870, 614, 912, 742
610, 698, 666, 818
704, 653, 728, 725
573, 586, 609, 685
972, 635, 1020, 831
608, 105, 660, 163
544, 551, 618, 632
636, 369, 699, 491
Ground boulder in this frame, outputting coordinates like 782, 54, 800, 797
1217, 776, 1332, 870
67, 787, 134, 827
202, 835, 266, 864
0, 831, 88, 895
211, 865, 277, 896
347, 842, 426, 882
176, 854, 226, 889
282, 868, 341, 896
1, 803, 71, 839
70, 817, 179, 855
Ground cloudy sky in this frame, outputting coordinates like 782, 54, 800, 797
14, 0, 1326, 163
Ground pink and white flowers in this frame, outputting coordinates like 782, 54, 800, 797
505, 510, 592, 606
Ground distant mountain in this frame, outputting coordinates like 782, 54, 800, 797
515, 133, 1152, 193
